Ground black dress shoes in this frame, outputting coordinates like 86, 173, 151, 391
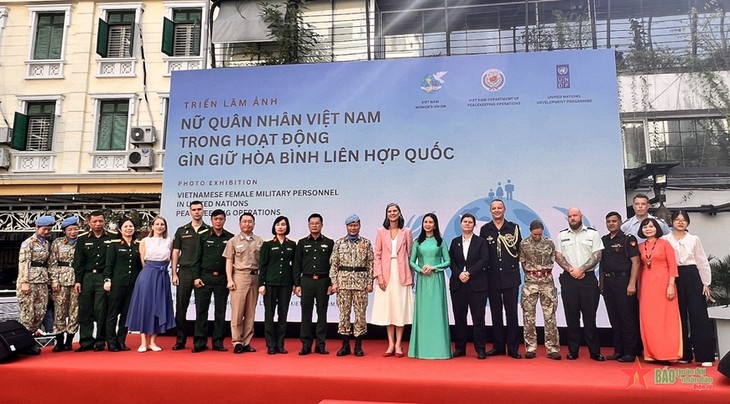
299, 347, 311, 355
267, 347, 277, 355
606, 353, 622, 360
241, 345, 256, 353
547, 352, 562, 360
233, 344, 245, 354
52, 344, 65, 353
525, 351, 537, 359
566, 352, 579, 360
93, 344, 105, 352
172, 343, 186, 351
76, 345, 93, 352
108, 344, 121, 352
477, 352, 487, 360
314, 346, 329, 355
508, 351, 522, 359
119, 343, 131, 351
212, 346, 228, 352
452, 349, 466, 357
277, 347, 288, 354
618, 354, 636, 362
485, 349, 505, 356
590, 353, 605, 362
192, 346, 208, 353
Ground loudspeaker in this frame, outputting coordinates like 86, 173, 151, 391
719, 350, 730, 378
0, 320, 36, 361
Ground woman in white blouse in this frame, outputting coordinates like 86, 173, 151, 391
663, 210, 714, 367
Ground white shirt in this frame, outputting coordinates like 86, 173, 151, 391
555, 225, 603, 269
620, 214, 672, 242
461, 235, 472, 271
143, 237, 173, 261
662, 232, 712, 285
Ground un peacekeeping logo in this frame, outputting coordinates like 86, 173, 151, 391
556, 64, 570, 89
482, 69, 505, 92
420, 71, 448, 93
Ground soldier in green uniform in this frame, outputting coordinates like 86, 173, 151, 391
49, 216, 80, 352
171, 201, 209, 350
329, 214, 374, 357
519, 220, 561, 360
293, 213, 334, 355
192, 209, 234, 353
103, 217, 142, 352
258, 216, 297, 354
17, 215, 55, 354
73, 210, 117, 352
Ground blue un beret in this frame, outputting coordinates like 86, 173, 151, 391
61, 217, 79, 230
345, 214, 360, 225
35, 215, 55, 227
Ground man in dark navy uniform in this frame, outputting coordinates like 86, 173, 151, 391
480, 199, 522, 359
600, 211, 640, 363
293, 213, 334, 355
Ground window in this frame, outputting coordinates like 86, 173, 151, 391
12, 100, 59, 152
647, 118, 730, 167
33, 13, 64, 60
96, 100, 129, 151
97, 10, 135, 58
622, 121, 647, 169
162, 9, 201, 57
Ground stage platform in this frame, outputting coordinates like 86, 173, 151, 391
1, 335, 727, 403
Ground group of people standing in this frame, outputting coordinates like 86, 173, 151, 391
15, 194, 716, 366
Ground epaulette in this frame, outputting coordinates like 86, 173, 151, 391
560, 227, 569, 232
199, 228, 210, 234
104, 240, 113, 244
78, 231, 90, 237
107, 229, 118, 234
267, 237, 275, 242
621, 218, 630, 224
587, 227, 597, 231
110, 239, 122, 243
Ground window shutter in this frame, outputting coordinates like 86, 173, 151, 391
34, 22, 52, 59
11, 112, 29, 151
49, 23, 63, 59
96, 18, 109, 57
192, 18, 201, 56
162, 17, 175, 56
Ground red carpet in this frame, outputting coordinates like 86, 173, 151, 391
1, 335, 728, 403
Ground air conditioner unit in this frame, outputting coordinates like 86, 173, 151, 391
0, 148, 10, 169
0, 127, 12, 145
129, 126, 156, 145
127, 148, 154, 170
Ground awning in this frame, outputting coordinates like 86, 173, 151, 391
212, 0, 285, 43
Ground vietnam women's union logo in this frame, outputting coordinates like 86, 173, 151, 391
482, 68, 506, 92
420, 71, 448, 93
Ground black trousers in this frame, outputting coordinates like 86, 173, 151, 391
602, 274, 640, 356
451, 287, 488, 354
263, 285, 293, 349
559, 272, 600, 355
78, 272, 107, 348
488, 285, 520, 353
175, 267, 195, 345
106, 283, 133, 347
194, 272, 229, 349
677, 265, 715, 362
299, 276, 330, 349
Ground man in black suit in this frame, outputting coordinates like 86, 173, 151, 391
480, 199, 522, 359
449, 213, 490, 360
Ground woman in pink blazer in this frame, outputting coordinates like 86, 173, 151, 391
371, 203, 414, 357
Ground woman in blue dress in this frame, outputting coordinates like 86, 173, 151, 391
408, 213, 452, 359
126, 216, 175, 352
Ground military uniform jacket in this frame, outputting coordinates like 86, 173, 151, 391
293, 234, 334, 287
329, 236, 374, 291
480, 220, 522, 289
172, 221, 210, 268
193, 228, 234, 279
259, 238, 297, 287
104, 238, 142, 286
18, 234, 50, 284
73, 230, 117, 285
519, 237, 555, 271
49, 237, 77, 286
600, 232, 639, 273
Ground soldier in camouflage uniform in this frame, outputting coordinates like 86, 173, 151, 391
329, 214, 374, 357
17, 215, 55, 354
49, 216, 80, 352
518, 220, 561, 360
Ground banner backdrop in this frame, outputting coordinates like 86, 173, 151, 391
163, 49, 624, 327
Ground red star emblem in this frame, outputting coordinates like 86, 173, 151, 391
621, 358, 653, 388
